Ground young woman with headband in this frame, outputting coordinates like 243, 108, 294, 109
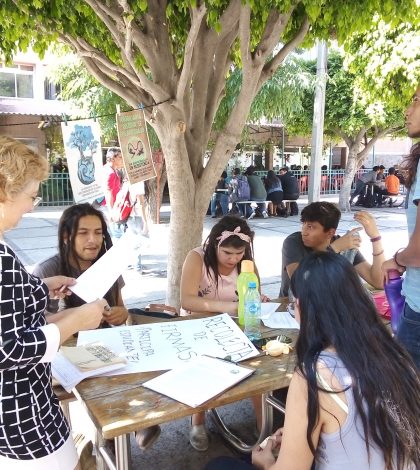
180, 214, 268, 452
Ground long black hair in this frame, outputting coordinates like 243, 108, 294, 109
58, 203, 118, 308
203, 215, 254, 289
291, 252, 420, 469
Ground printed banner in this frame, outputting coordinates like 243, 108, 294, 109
61, 119, 104, 203
77, 314, 259, 375
116, 109, 156, 184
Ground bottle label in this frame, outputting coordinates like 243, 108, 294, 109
248, 303, 258, 314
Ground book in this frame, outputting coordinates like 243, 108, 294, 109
52, 343, 128, 392
142, 354, 255, 408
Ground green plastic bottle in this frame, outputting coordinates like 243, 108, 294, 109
237, 260, 259, 326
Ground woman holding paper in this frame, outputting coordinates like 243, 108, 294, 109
181, 215, 268, 452
0, 137, 106, 470
206, 252, 420, 470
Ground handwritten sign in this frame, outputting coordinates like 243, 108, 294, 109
77, 314, 259, 374
116, 109, 156, 184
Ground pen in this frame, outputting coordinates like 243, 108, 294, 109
202, 354, 238, 365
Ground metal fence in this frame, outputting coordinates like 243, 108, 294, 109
39, 173, 74, 206
254, 169, 407, 197
38, 170, 406, 207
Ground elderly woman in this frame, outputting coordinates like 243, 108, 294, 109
0, 136, 106, 469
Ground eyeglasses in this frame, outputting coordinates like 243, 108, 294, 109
32, 196, 42, 207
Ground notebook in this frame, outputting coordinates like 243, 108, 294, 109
52, 343, 128, 392
142, 355, 255, 408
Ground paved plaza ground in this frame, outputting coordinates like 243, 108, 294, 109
4, 196, 409, 469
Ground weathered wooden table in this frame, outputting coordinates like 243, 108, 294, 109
66, 305, 298, 470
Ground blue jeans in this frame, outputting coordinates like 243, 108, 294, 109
211, 192, 229, 216
397, 302, 420, 370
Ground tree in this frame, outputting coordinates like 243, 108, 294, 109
285, 51, 410, 211
1, 1, 418, 307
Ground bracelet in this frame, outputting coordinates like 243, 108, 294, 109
372, 250, 384, 257
370, 235, 381, 243
393, 248, 405, 268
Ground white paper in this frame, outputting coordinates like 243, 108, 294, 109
52, 350, 127, 392
143, 355, 254, 408
260, 302, 281, 320
262, 311, 300, 330
77, 313, 259, 375
69, 230, 136, 302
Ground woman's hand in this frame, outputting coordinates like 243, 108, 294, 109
261, 294, 271, 303
102, 306, 129, 325
75, 298, 108, 331
382, 258, 405, 283
331, 227, 362, 252
353, 211, 379, 239
42, 276, 76, 299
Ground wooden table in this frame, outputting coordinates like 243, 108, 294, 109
68, 305, 298, 469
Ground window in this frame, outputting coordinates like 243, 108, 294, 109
0, 63, 34, 98
44, 78, 61, 100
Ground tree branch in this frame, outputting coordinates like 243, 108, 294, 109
260, 16, 310, 84
239, 3, 252, 73
176, 3, 207, 102
333, 127, 354, 148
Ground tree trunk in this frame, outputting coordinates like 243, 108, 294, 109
338, 147, 359, 212
162, 135, 216, 309
145, 164, 167, 224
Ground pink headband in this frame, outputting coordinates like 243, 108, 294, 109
217, 226, 251, 247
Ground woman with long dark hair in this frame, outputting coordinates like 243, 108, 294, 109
382, 85, 420, 368
206, 252, 420, 470
181, 214, 267, 452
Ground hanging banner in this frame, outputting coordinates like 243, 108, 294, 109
116, 109, 156, 184
61, 119, 104, 203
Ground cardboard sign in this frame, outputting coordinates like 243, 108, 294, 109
116, 109, 156, 184
77, 314, 259, 374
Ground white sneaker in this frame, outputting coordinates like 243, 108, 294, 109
248, 212, 256, 220
262, 211, 269, 219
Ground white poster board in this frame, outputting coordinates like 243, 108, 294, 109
77, 314, 259, 374
61, 119, 104, 203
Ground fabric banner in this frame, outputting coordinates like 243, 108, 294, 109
77, 313, 259, 375
116, 109, 156, 184
61, 119, 104, 203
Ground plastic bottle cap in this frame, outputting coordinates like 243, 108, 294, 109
241, 260, 254, 273
387, 269, 401, 280
248, 281, 257, 288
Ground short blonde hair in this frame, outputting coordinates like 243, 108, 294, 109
0, 136, 49, 202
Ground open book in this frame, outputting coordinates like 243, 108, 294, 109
142, 355, 255, 408
52, 343, 128, 392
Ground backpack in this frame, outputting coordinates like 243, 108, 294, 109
236, 176, 250, 201
111, 183, 134, 223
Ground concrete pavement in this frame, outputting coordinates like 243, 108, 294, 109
4, 197, 409, 469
